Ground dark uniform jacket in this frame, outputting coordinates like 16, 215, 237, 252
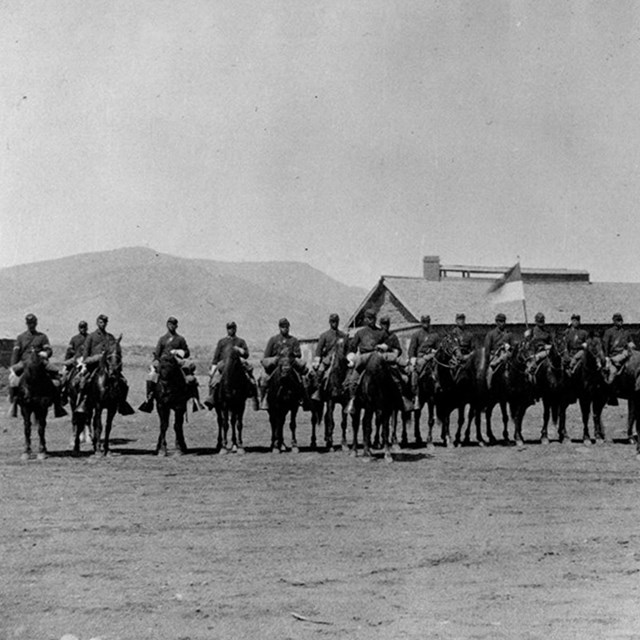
603, 326, 633, 357
565, 327, 588, 356
264, 334, 301, 360
529, 325, 553, 352
83, 329, 117, 359
315, 329, 347, 359
350, 326, 385, 354
483, 327, 514, 357
11, 330, 52, 366
451, 327, 474, 355
408, 328, 440, 358
381, 330, 402, 355
65, 333, 87, 361
153, 332, 190, 361
213, 336, 249, 364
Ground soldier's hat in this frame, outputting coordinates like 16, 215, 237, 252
380, 315, 391, 326
571, 313, 580, 321
613, 312, 623, 321
227, 321, 237, 329
167, 316, 178, 325
25, 313, 37, 323
78, 320, 88, 328
420, 314, 430, 324
329, 313, 340, 322
495, 313, 506, 322
97, 314, 109, 323
456, 313, 465, 320
534, 312, 545, 322
364, 309, 377, 320
278, 317, 290, 327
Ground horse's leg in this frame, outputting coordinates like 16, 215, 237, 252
324, 400, 335, 450
511, 402, 525, 446
92, 408, 102, 455
540, 399, 550, 444
578, 395, 592, 444
453, 405, 464, 447
391, 411, 401, 452
289, 407, 298, 453
350, 410, 360, 457
236, 405, 246, 454
372, 412, 381, 450
174, 407, 188, 454
557, 402, 568, 444
627, 399, 636, 444
362, 409, 372, 458
500, 401, 510, 444
102, 407, 117, 456
383, 411, 393, 462
36, 407, 48, 459
472, 403, 485, 447
156, 406, 169, 456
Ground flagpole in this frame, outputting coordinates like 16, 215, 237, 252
517, 257, 528, 328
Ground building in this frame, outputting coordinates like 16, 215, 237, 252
345, 256, 640, 349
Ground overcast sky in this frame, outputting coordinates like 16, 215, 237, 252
2, 1, 640, 288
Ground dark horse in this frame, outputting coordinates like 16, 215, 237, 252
483, 344, 514, 445
310, 338, 351, 451
605, 349, 640, 452
350, 351, 396, 461
155, 351, 189, 456
16, 350, 55, 460
558, 336, 608, 444
214, 349, 249, 454
266, 356, 304, 452
85, 336, 131, 456
412, 356, 438, 449
522, 335, 566, 443
67, 366, 93, 456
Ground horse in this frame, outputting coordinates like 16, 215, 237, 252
558, 336, 608, 444
412, 355, 438, 449
67, 366, 93, 456
266, 356, 304, 452
16, 349, 55, 460
154, 351, 189, 456
504, 341, 536, 446
483, 344, 514, 445
85, 336, 130, 456
214, 348, 250, 454
350, 351, 396, 461
604, 349, 640, 449
522, 335, 566, 443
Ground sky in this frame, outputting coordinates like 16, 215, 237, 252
2, 0, 640, 288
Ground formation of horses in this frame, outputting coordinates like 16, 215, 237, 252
10, 331, 640, 461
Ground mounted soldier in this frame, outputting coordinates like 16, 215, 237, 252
204, 321, 258, 411
259, 318, 308, 410
75, 314, 134, 415
603, 312, 636, 383
311, 313, 348, 402
524, 311, 553, 384
450, 313, 475, 365
379, 316, 413, 413
60, 320, 89, 405
8, 314, 66, 418
563, 313, 588, 375
408, 314, 441, 410
483, 312, 514, 389
139, 317, 201, 413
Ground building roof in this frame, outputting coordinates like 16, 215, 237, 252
348, 276, 640, 327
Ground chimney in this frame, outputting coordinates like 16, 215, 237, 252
422, 255, 441, 281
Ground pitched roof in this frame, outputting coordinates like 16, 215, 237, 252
349, 276, 640, 326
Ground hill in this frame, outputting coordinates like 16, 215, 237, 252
0, 247, 366, 348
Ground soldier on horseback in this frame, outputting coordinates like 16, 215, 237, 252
60, 320, 88, 405
408, 314, 441, 410
524, 312, 553, 384
345, 308, 386, 414
204, 321, 259, 411
139, 317, 201, 413
450, 313, 475, 364
258, 318, 308, 410
311, 313, 348, 401
563, 314, 588, 375
483, 312, 514, 389
603, 312, 636, 383
75, 314, 134, 415
8, 314, 66, 418
379, 316, 414, 412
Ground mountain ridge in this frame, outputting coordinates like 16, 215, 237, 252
0, 247, 367, 348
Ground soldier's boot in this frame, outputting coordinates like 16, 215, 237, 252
117, 381, 136, 416
191, 384, 205, 412
7, 387, 18, 418
203, 381, 217, 411
138, 381, 156, 413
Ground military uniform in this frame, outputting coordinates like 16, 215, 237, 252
484, 326, 514, 358
529, 325, 553, 353
603, 326, 633, 358
83, 328, 118, 363
408, 328, 440, 358
316, 328, 348, 364
11, 330, 53, 367
213, 336, 248, 364
565, 327, 588, 356
65, 332, 87, 362
153, 332, 191, 361
263, 333, 302, 365
451, 326, 474, 356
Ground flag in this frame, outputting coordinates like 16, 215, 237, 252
486, 262, 525, 304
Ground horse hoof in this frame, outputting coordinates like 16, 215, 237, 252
391, 443, 401, 453
443, 438, 451, 449
384, 452, 393, 463
561, 437, 570, 445
237, 447, 246, 455
20, 452, 30, 461
36, 451, 47, 461
218, 447, 228, 456
477, 439, 486, 448
310, 439, 317, 450
583, 439, 592, 446
156, 449, 167, 457
426, 442, 435, 452
540, 436, 550, 445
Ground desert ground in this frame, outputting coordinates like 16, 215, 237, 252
2, 365, 640, 640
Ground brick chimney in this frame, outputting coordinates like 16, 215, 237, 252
422, 256, 441, 281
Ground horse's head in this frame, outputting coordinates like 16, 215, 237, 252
585, 335, 607, 373
100, 335, 123, 378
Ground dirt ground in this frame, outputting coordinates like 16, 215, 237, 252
2, 366, 640, 640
